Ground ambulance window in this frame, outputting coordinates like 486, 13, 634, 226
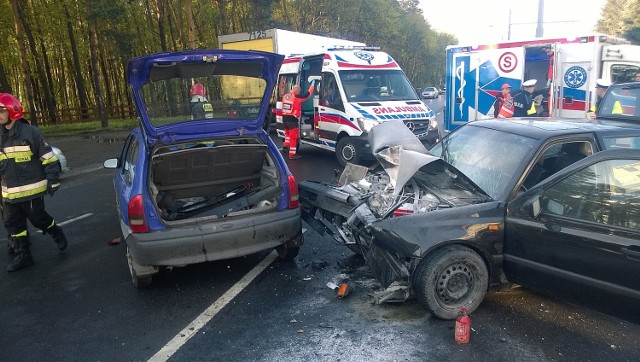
278, 74, 296, 98
610, 64, 640, 83
321, 72, 344, 111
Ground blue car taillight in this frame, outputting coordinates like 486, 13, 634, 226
128, 194, 149, 233
288, 175, 299, 209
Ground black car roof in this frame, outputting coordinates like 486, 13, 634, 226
466, 119, 640, 140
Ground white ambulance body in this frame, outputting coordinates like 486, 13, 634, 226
276, 47, 439, 165
444, 34, 640, 132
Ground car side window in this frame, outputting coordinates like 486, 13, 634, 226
541, 158, 640, 230
122, 137, 139, 185
522, 141, 594, 189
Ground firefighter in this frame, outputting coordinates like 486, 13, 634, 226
0, 93, 67, 272
281, 81, 315, 160
189, 83, 214, 120
513, 79, 538, 117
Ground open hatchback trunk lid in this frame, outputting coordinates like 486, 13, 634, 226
127, 49, 284, 144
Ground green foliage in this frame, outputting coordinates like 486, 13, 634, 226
4, 0, 459, 122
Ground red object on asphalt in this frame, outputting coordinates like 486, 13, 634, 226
455, 307, 471, 344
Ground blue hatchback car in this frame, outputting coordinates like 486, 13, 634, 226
104, 50, 303, 287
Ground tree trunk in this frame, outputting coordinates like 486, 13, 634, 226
64, 4, 89, 121
19, 2, 57, 124
88, 19, 108, 128
184, 0, 196, 49
10, 0, 37, 124
154, 0, 169, 52
0, 60, 11, 94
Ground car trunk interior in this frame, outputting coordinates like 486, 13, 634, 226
149, 137, 281, 223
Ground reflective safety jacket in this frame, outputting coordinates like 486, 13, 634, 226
0, 119, 60, 203
282, 84, 315, 119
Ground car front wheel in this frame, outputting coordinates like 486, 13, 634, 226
336, 137, 360, 167
413, 245, 488, 320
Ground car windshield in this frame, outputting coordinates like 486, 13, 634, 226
339, 69, 417, 102
598, 83, 640, 126
430, 126, 537, 200
139, 67, 267, 127
424, 88, 436, 92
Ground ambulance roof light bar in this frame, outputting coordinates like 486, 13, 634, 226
325, 45, 381, 51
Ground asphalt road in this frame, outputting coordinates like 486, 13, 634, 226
1, 98, 639, 361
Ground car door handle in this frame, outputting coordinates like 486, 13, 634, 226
621, 246, 640, 260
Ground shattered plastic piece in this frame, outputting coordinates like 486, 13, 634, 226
303, 277, 312, 281
326, 281, 339, 290
296, 329, 304, 333
337, 283, 350, 298
290, 319, 297, 324
107, 236, 123, 246
312, 259, 328, 270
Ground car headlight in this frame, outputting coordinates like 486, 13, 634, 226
357, 118, 379, 133
429, 117, 438, 130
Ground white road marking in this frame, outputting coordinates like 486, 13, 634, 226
148, 250, 279, 362
58, 213, 93, 226
35, 213, 94, 235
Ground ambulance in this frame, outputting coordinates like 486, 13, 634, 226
444, 34, 640, 133
275, 47, 439, 166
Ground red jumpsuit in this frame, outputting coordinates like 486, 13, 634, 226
282, 84, 314, 159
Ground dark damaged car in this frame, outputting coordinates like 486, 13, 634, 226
299, 119, 640, 319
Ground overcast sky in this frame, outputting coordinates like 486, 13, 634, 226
418, 0, 608, 44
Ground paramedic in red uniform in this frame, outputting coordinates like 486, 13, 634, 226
281, 81, 315, 160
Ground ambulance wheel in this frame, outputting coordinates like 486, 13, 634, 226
412, 245, 488, 320
336, 137, 360, 167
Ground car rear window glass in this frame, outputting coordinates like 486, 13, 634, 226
599, 85, 640, 124
140, 67, 268, 126
602, 136, 640, 150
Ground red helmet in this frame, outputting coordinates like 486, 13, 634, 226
0, 93, 23, 121
190, 83, 206, 97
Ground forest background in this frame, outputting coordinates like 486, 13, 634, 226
0, 0, 637, 128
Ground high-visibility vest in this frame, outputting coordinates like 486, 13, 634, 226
497, 97, 514, 118
527, 100, 537, 115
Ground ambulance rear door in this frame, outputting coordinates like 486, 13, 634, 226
447, 45, 524, 130
298, 54, 323, 133
553, 42, 595, 118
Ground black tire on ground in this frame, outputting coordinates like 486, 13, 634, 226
412, 245, 488, 320
276, 245, 300, 261
336, 136, 360, 167
127, 247, 152, 288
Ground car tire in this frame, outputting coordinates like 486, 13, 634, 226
276, 245, 300, 261
127, 247, 152, 288
413, 245, 488, 320
336, 137, 360, 167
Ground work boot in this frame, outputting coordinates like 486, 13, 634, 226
47, 224, 68, 251
7, 237, 17, 256
6, 237, 34, 272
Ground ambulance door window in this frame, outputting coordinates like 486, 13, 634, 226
320, 72, 344, 112
277, 74, 296, 99
610, 64, 640, 83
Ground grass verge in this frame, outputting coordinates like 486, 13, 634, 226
39, 118, 138, 137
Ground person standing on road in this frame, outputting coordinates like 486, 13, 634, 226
189, 83, 213, 120
493, 83, 514, 118
0, 93, 67, 272
513, 79, 538, 117
281, 81, 315, 160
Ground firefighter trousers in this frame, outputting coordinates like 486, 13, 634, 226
1, 196, 55, 237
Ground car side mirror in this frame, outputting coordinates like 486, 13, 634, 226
525, 193, 543, 218
103, 158, 119, 169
